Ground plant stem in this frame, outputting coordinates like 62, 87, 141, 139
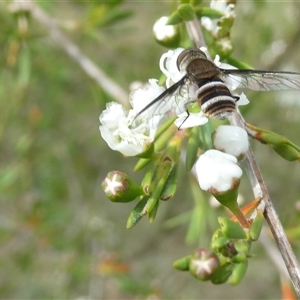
185, 16, 300, 296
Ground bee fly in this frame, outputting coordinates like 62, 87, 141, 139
136, 48, 300, 123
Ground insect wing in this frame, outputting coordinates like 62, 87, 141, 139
136, 75, 188, 120
220, 69, 300, 92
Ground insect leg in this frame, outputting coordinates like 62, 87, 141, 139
178, 100, 195, 130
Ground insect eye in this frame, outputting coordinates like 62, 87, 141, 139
177, 49, 190, 70
177, 49, 208, 71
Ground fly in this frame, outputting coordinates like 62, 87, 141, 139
136, 48, 300, 122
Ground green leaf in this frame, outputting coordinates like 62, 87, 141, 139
126, 197, 149, 229
159, 160, 179, 201
186, 126, 200, 171
249, 209, 264, 241
218, 217, 247, 239
194, 7, 224, 19
167, 11, 183, 25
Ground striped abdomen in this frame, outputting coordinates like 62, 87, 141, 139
197, 78, 237, 119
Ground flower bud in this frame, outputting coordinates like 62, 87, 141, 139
246, 123, 300, 161
102, 171, 144, 203
189, 248, 220, 281
210, 236, 229, 252
196, 150, 242, 194
228, 260, 248, 285
218, 217, 247, 240
173, 255, 191, 271
153, 16, 181, 48
195, 150, 250, 227
213, 125, 249, 159
210, 263, 233, 284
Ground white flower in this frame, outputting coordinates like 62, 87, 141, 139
213, 125, 249, 158
153, 16, 177, 42
159, 48, 185, 86
100, 102, 157, 156
130, 79, 166, 114
99, 79, 171, 156
195, 149, 242, 193
174, 111, 208, 129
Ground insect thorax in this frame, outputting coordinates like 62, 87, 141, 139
186, 59, 220, 80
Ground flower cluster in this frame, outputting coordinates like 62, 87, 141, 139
99, 79, 164, 156
99, 47, 250, 157
100, 46, 252, 227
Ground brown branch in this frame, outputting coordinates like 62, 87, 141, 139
185, 15, 300, 296
230, 111, 300, 296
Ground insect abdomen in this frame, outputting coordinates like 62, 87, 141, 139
197, 79, 236, 119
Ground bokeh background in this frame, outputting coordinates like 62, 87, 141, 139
1, 1, 300, 299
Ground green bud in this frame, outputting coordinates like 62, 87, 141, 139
249, 209, 264, 241
273, 143, 300, 162
246, 122, 300, 161
218, 217, 247, 239
231, 252, 247, 263
189, 248, 220, 281
153, 16, 181, 48
210, 263, 234, 284
231, 240, 251, 263
102, 171, 144, 203
178, 4, 196, 21
211, 236, 229, 252
228, 260, 248, 285
173, 255, 191, 271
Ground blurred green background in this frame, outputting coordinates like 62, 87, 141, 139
1, 1, 300, 298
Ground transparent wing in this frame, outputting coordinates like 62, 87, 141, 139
135, 75, 188, 120
220, 69, 300, 91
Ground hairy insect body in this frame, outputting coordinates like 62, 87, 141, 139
182, 53, 237, 119
136, 48, 300, 124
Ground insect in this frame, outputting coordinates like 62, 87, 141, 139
136, 48, 300, 122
